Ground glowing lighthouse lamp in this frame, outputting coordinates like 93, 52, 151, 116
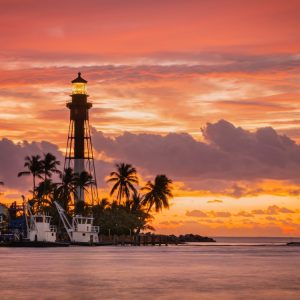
72, 73, 87, 95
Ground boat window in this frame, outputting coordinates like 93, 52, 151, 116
82, 233, 85, 236
35, 216, 43, 223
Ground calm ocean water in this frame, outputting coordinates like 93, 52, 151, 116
0, 237, 300, 300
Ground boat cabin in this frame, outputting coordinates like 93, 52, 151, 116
72, 215, 99, 243
29, 214, 56, 243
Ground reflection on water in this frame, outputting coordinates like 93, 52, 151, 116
0, 240, 300, 299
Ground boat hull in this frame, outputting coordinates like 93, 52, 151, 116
71, 241, 113, 246
287, 242, 300, 246
0, 241, 70, 247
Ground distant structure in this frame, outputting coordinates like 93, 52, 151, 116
64, 73, 98, 208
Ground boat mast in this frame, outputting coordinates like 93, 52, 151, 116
23, 199, 29, 238
54, 201, 73, 242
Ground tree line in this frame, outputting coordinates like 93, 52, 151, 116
15, 153, 173, 235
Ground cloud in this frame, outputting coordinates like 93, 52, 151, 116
159, 220, 183, 226
0, 60, 300, 146
0, 137, 117, 196
0, 138, 63, 192
186, 210, 208, 218
265, 216, 277, 221
186, 210, 231, 218
210, 211, 232, 218
92, 120, 300, 186
207, 199, 223, 203
252, 205, 295, 215
2, 119, 300, 200
235, 211, 254, 218
224, 184, 263, 198
1, 54, 300, 83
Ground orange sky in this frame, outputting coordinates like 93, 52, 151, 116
0, 0, 300, 236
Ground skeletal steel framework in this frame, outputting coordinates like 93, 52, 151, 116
64, 73, 98, 207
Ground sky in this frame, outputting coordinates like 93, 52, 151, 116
0, 0, 300, 236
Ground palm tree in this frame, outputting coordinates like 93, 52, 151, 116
97, 198, 110, 210
131, 191, 153, 235
73, 171, 95, 214
107, 163, 138, 204
125, 192, 144, 213
18, 155, 43, 197
142, 175, 173, 213
42, 153, 61, 180
57, 168, 77, 211
35, 179, 57, 212
92, 198, 110, 224
75, 171, 94, 202
0, 181, 4, 199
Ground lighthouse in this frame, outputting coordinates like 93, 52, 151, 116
64, 73, 98, 210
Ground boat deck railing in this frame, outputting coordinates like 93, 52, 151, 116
49, 225, 57, 232
91, 226, 100, 233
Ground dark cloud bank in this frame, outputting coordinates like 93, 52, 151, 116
93, 119, 300, 182
2, 53, 299, 85
0, 138, 63, 192
2, 120, 300, 195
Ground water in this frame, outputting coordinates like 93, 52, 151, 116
0, 238, 300, 300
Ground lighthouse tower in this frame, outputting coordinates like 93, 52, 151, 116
64, 73, 98, 210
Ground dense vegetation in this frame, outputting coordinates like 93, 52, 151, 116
16, 154, 173, 235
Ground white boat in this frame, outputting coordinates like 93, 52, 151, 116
0, 203, 69, 247
54, 201, 99, 244
28, 214, 56, 243
26, 204, 57, 243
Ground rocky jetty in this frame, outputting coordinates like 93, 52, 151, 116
177, 234, 216, 243
150, 233, 216, 244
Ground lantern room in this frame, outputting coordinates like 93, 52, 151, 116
71, 72, 88, 95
